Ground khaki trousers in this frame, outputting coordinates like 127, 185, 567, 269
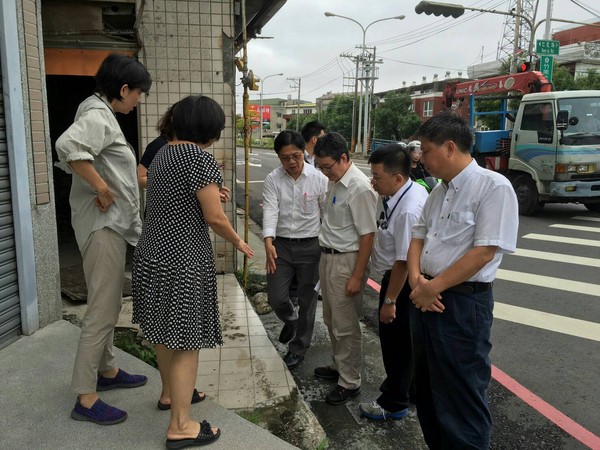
319, 251, 366, 390
71, 228, 127, 394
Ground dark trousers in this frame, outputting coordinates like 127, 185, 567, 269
410, 289, 494, 450
376, 270, 414, 413
266, 237, 320, 356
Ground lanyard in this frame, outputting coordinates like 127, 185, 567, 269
384, 181, 413, 222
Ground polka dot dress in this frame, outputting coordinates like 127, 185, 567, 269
132, 143, 224, 350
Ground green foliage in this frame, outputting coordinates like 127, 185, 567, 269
238, 409, 264, 425
474, 98, 502, 130
234, 266, 267, 298
574, 69, 600, 90
552, 65, 577, 91
114, 328, 157, 368
320, 95, 354, 142
372, 92, 421, 140
286, 113, 318, 134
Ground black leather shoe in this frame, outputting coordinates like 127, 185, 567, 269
283, 351, 304, 369
278, 321, 297, 344
314, 366, 339, 381
326, 385, 361, 405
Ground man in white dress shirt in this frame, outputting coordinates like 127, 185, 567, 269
359, 144, 428, 421
262, 130, 328, 369
301, 120, 326, 166
407, 112, 518, 449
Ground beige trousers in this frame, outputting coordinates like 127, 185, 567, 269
70, 228, 127, 394
319, 252, 366, 390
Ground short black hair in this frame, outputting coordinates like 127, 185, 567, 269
95, 54, 152, 102
368, 144, 411, 177
314, 132, 349, 160
301, 121, 327, 143
274, 130, 305, 153
417, 111, 472, 154
171, 95, 226, 144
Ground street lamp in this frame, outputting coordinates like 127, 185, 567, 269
325, 12, 405, 156
259, 72, 283, 143
415, 1, 600, 71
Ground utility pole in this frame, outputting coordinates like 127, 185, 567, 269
341, 52, 360, 153
287, 77, 301, 131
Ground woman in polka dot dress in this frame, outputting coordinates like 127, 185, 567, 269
132, 95, 253, 447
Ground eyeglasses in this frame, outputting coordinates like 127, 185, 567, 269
318, 158, 340, 171
279, 153, 304, 162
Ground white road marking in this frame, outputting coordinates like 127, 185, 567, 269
494, 302, 600, 343
550, 224, 600, 233
496, 269, 600, 296
510, 248, 600, 268
523, 233, 600, 247
572, 216, 600, 223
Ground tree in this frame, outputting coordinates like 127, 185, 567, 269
320, 95, 353, 142
372, 92, 421, 140
285, 113, 318, 133
574, 69, 600, 90
552, 65, 577, 91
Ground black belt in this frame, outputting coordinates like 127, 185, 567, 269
320, 246, 349, 254
422, 274, 493, 294
277, 236, 318, 243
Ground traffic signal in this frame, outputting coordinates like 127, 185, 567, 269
517, 61, 531, 73
245, 70, 260, 91
415, 1, 465, 18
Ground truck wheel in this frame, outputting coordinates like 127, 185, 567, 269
584, 202, 600, 212
512, 175, 542, 215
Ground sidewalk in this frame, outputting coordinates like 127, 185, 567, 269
0, 215, 299, 449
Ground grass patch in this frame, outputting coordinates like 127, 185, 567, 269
234, 267, 267, 298
237, 409, 264, 425
113, 327, 157, 368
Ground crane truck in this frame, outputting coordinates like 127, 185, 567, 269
445, 71, 600, 215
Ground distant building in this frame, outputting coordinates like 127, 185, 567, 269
248, 98, 287, 136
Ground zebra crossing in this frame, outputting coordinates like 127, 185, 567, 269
494, 213, 600, 342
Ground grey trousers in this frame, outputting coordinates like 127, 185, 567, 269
71, 227, 127, 394
266, 237, 320, 356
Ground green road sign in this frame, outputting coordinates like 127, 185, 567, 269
540, 55, 554, 82
536, 39, 560, 55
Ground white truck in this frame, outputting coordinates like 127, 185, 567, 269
446, 72, 600, 214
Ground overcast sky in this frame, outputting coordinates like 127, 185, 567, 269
236, 0, 599, 107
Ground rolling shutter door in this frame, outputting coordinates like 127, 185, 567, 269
0, 57, 21, 348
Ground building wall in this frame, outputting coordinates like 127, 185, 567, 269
137, 0, 237, 272
553, 22, 600, 46
19, 0, 61, 326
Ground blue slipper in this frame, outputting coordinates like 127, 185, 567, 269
97, 368, 147, 391
71, 398, 127, 425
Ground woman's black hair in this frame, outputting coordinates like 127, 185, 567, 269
171, 95, 226, 145
95, 54, 152, 102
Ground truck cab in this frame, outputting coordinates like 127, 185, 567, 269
510, 91, 600, 214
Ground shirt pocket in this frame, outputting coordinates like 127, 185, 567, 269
302, 193, 321, 216
329, 202, 352, 228
439, 211, 476, 244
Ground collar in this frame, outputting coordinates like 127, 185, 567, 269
336, 161, 356, 187
446, 159, 477, 192
386, 180, 413, 205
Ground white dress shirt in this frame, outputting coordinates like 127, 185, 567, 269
371, 181, 428, 276
262, 163, 328, 239
412, 160, 518, 282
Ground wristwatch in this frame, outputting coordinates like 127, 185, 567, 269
383, 297, 396, 305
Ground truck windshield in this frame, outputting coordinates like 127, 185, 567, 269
558, 97, 600, 145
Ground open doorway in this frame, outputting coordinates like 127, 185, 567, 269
46, 74, 140, 269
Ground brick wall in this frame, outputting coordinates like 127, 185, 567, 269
138, 0, 237, 272
22, 0, 50, 204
